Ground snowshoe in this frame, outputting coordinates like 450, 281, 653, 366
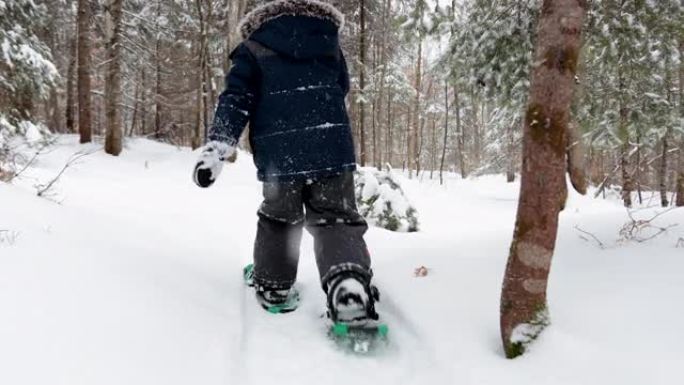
243, 264, 299, 314
326, 272, 389, 354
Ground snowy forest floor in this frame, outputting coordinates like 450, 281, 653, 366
1, 135, 683, 385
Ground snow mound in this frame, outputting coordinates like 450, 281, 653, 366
354, 167, 419, 232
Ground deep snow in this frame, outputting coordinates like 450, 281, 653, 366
1, 135, 682, 385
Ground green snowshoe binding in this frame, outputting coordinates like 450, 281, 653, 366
243, 264, 299, 314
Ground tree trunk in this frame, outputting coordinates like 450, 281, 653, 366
129, 68, 141, 137
192, 0, 208, 149
621, 143, 633, 208
155, 56, 163, 139
618, 49, 632, 207
358, 0, 367, 166
440, 79, 449, 185
224, 0, 234, 71
409, 40, 422, 178
154, 10, 163, 140
377, 0, 391, 169
455, 87, 466, 178
473, 98, 483, 167
500, 0, 586, 359
371, 40, 379, 169
141, 69, 147, 136
77, 0, 92, 143
676, 144, 684, 207
506, 122, 516, 183
430, 117, 437, 179
635, 126, 643, 204
566, 121, 587, 194
416, 77, 433, 178
372, 92, 378, 169
65, 38, 76, 133
386, 88, 393, 168
677, 41, 684, 207
104, 0, 124, 156
660, 133, 670, 207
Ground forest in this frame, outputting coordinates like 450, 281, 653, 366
2, 0, 681, 204
1, 0, 683, 384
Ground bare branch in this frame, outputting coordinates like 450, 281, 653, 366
12, 144, 50, 179
574, 226, 606, 249
35, 148, 101, 198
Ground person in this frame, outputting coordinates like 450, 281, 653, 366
192, 0, 378, 324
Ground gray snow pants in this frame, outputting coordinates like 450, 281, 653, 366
252, 172, 372, 291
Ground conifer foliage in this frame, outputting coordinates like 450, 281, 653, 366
0, 0, 58, 135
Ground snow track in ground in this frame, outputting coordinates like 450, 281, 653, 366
1, 135, 682, 385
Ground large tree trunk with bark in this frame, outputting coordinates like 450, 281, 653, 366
500, 0, 586, 359
104, 0, 124, 156
77, 0, 92, 143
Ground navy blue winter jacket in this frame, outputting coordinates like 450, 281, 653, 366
209, 0, 356, 182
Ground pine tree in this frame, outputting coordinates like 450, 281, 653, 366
450, 0, 540, 179
0, 0, 58, 134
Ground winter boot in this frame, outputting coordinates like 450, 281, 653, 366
326, 271, 379, 324
243, 264, 299, 314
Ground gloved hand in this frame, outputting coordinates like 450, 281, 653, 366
192, 141, 235, 188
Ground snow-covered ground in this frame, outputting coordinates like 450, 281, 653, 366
1, 135, 682, 385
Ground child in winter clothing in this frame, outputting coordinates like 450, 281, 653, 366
193, 0, 377, 322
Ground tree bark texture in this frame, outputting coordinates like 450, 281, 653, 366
440, 79, 449, 185
660, 133, 669, 207
566, 121, 587, 194
104, 0, 124, 156
621, 142, 633, 208
65, 38, 76, 133
455, 87, 466, 178
677, 41, 684, 207
500, 0, 586, 359
77, 0, 92, 143
409, 40, 422, 178
358, 0, 367, 166
677, 145, 684, 207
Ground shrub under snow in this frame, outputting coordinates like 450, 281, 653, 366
354, 168, 419, 232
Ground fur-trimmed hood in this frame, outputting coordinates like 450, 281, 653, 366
238, 0, 345, 40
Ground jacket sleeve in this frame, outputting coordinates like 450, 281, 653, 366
208, 43, 258, 146
338, 49, 350, 96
